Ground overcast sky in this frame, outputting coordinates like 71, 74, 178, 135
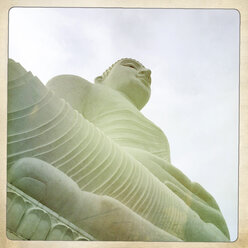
9, 7, 239, 241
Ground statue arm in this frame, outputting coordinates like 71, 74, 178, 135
8, 157, 181, 241
46, 74, 92, 116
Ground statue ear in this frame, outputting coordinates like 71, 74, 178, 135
95, 76, 103, 84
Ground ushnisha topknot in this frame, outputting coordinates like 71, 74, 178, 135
95, 58, 145, 83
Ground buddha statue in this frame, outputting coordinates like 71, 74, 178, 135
7, 58, 230, 241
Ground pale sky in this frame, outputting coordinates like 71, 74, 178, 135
8, 7, 239, 241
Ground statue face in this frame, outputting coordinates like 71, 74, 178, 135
98, 59, 151, 110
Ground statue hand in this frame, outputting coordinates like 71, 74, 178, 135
8, 157, 84, 218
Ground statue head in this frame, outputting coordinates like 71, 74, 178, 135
95, 58, 151, 110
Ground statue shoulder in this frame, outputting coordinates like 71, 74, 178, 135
46, 74, 92, 92
46, 74, 94, 114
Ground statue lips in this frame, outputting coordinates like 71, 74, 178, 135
137, 74, 151, 88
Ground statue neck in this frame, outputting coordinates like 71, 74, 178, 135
117, 91, 142, 110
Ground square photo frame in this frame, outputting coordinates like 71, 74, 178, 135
1, 1, 247, 248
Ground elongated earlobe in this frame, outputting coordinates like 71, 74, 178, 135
94, 76, 103, 84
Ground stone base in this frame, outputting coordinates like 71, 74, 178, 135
7, 183, 95, 241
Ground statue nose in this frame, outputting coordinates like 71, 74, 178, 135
139, 68, 151, 78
